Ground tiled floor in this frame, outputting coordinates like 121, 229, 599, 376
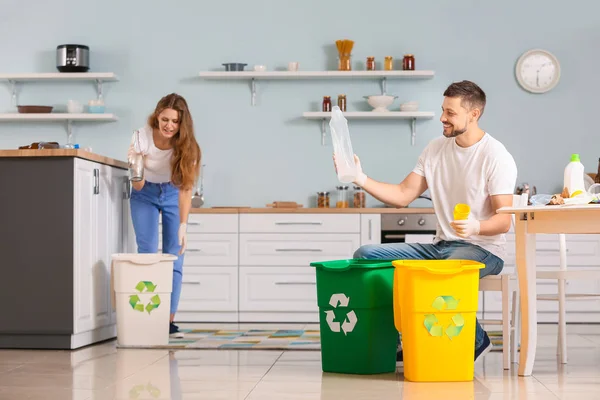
1, 324, 599, 399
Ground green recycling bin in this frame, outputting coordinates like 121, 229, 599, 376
309, 259, 398, 375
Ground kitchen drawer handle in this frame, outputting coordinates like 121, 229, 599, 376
183, 281, 201, 285
538, 281, 570, 286
274, 222, 323, 226
188, 222, 201, 226
275, 282, 316, 285
186, 249, 201, 252
275, 248, 323, 252
537, 248, 569, 253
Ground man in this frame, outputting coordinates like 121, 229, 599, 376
344, 80, 518, 362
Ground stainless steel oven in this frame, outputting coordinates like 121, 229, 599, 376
381, 213, 437, 244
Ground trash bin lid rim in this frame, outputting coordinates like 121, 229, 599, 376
310, 259, 395, 271
392, 259, 484, 274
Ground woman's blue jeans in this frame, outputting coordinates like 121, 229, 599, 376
130, 182, 184, 315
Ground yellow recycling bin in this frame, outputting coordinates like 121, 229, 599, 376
392, 260, 484, 382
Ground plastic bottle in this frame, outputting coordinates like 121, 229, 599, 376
330, 106, 358, 183
563, 153, 585, 196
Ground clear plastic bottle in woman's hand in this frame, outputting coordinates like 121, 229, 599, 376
330, 106, 358, 183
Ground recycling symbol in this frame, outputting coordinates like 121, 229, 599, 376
325, 293, 358, 335
129, 382, 161, 399
423, 296, 464, 340
129, 281, 161, 314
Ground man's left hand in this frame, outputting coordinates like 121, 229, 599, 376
451, 219, 481, 238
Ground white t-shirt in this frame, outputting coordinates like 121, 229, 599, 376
412, 133, 518, 260
129, 125, 173, 183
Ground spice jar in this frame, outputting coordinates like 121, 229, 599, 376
384, 56, 393, 71
353, 186, 366, 208
403, 54, 415, 70
337, 94, 347, 112
322, 96, 332, 112
336, 185, 349, 208
366, 56, 375, 71
317, 191, 330, 208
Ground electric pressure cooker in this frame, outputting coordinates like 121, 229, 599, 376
56, 44, 90, 72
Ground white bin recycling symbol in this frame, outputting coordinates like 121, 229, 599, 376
325, 293, 358, 335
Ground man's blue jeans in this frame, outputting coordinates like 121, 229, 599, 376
130, 182, 184, 315
354, 240, 504, 351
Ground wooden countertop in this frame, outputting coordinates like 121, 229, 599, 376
0, 149, 128, 169
190, 207, 435, 214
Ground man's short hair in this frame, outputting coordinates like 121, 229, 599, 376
443, 80, 486, 119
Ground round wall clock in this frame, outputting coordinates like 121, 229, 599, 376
515, 49, 561, 93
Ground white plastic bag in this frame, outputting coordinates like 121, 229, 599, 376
329, 106, 358, 183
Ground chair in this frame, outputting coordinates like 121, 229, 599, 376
478, 193, 527, 369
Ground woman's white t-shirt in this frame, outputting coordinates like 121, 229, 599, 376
129, 125, 173, 183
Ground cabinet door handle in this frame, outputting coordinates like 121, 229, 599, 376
275, 248, 323, 252
274, 222, 323, 226
368, 219, 373, 240
275, 282, 316, 285
183, 281, 201, 285
123, 178, 131, 199
93, 169, 99, 194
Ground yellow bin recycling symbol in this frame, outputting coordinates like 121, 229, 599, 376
423, 296, 464, 340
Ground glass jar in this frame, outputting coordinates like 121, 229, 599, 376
338, 54, 352, 71
336, 185, 350, 208
403, 54, 415, 70
384, 56, 393, 71
317, 191, 330, 208
337, 95, 347, 112
353, 186, 366, 208
322, 96, 332, 112
366, 56, 375, 71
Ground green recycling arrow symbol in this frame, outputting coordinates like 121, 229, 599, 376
129, 383, 161, 399
129, 281, 161, 314
424, 295, 464, 340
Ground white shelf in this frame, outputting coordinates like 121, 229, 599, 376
0, 73, 118, 82
0, 113, 117, 121
303, 111, 435, 120
304, 111, 435, 147
198, 70, 434, 80
198, 70, 434, 106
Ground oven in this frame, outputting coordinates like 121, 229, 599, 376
381, 213, 438, 244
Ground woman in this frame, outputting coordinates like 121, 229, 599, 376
128, 93, 201, 337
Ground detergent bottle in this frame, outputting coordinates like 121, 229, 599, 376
563, 153, 585, 197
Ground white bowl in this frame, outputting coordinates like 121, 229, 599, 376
399, 101, 419, 112
364, 95, 397, 112
253, 65, 267, 72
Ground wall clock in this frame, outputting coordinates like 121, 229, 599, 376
515, 49, 561, 93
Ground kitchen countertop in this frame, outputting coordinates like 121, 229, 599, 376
0, 149, 128, 169
190, 207, 435, 214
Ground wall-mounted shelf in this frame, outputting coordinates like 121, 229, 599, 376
0, 113, 118, 145
303, 111, 435, 146
0, 72, 119, 105
198, 70, 435, 105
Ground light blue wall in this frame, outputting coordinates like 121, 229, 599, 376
1, 0, 598, 207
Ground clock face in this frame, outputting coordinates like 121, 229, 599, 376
516, 49, 561, 93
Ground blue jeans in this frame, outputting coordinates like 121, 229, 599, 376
354, 240, 504, 351
130, 182, 184, 315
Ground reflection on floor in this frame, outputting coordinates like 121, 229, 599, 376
0, 323, 599, 399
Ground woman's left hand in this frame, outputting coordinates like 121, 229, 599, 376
178, 223, 187, 255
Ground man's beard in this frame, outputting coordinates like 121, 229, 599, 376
443, 119, 468, 138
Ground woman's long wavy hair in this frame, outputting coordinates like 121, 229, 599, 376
147, 93, 201, 190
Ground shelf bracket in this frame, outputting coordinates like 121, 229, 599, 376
381, 77, 387, 95
251, 78, 256, 106
321, 119, 327, 146
8, 79, 18, 108
411, 118, 416, 146
95, 79, 103, 100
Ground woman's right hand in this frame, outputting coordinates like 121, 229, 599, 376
131, 179, 145, 192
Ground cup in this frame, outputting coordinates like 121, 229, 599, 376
67, 100, 83, 113
287, 62, 299, 71
453, 203, 470, 220
253, 65, 266, 72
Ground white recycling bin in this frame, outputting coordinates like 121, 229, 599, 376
112, 253, 177, 347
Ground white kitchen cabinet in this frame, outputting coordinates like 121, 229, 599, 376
360, 214, 381, 246
73, 159, 127, 346
240, 213, 360, 233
